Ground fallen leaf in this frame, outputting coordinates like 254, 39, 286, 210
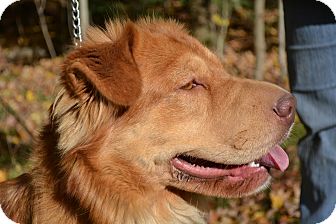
25, 90, 35, 102
0, 170, 7, 182
270, 192, 285, 210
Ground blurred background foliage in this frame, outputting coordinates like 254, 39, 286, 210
0, 0, 306, 223
0, 0, 281, 58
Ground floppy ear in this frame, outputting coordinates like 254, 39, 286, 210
61, 22, 141, 106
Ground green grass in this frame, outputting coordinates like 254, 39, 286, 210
282, 117, 307, 148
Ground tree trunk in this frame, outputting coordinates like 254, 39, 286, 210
278, 0, 287, 79
216, 0, 231, 59
254, 0, 266, 80
35, 0, 56, 58
80, 0, 89, 35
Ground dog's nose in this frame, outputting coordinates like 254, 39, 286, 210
273, 93, 296, 124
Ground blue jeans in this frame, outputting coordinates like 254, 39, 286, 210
284, 1, 336, 223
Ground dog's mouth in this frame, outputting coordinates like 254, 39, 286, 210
171, 145, 289, 180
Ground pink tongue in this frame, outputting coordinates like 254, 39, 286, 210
258, 145, 289, 171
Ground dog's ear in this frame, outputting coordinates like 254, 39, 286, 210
62, 22, 141, 106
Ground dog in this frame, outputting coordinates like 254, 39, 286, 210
0, 18, 295, 224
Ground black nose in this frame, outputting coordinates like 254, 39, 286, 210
273, 94, 296, 124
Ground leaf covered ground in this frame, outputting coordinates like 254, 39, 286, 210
0, 45, 305, 223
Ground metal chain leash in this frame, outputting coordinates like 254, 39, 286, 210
71, 0, 82, 46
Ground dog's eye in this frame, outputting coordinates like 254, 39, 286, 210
181, 80, 203, 90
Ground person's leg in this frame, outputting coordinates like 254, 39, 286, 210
283, 0, 336, 223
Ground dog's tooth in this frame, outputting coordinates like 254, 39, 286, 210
248, 161, 260, 167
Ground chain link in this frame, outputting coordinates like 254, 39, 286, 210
71, 0, 82, 46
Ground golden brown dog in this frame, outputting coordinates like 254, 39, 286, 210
0, 19, 295, 224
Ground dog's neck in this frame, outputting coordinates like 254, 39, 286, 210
32, 120, 205, 224
34, 155, 205, 223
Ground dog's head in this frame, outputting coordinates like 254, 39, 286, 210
55, 19, 295, 202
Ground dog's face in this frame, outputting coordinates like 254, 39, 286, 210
58, 20, 295, 200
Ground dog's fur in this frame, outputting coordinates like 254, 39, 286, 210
0, 19, 294, 224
